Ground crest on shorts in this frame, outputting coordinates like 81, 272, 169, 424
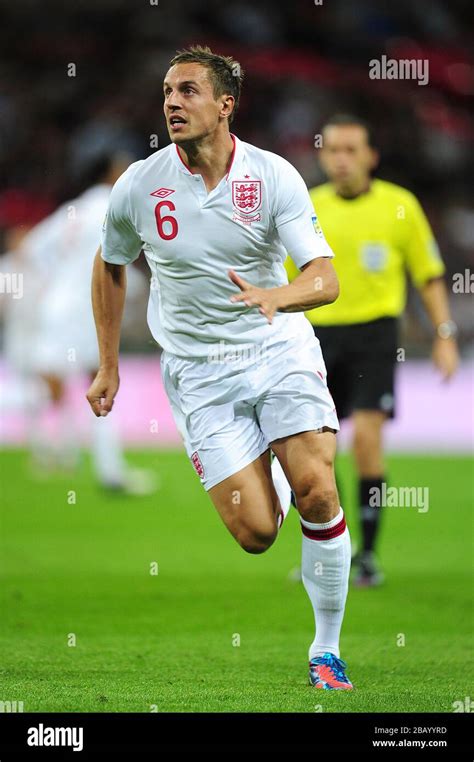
191, 451, 205, 479
232, 180, 262, 215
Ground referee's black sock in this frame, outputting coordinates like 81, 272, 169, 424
359, 477, 384, 555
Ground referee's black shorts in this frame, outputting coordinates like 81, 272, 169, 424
314, 317, 399, 420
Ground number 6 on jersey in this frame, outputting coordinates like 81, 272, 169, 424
155, 200, 178, 240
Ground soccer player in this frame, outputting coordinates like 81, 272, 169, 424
87, 46, 353, 690
4, 152, 155, 493
285, 114, 459, 586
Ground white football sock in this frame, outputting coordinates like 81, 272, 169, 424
300, 507, 351, 660
35, 390, 78, 468
91, 414, 127, 486
271, 455, 292, 529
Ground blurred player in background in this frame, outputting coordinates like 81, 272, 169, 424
286, 114, 459, 586
0, 189, 55, 428
88, 46, 355, 690
2, 150, 155, 494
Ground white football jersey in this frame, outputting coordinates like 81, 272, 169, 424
5, 185, 110, 373
101, 134, 334, 358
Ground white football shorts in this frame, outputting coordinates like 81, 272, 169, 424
160, 327, 339, 491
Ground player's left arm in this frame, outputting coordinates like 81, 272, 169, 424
402, 194, 459, 380
229, 256, 338, 323
229, 159, 338, 323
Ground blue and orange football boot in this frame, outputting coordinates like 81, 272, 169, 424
308, 652, 354, 690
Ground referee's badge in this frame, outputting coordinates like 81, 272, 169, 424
360, 242, 388, 272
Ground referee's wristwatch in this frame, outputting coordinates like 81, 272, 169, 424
436, 320, 458, 340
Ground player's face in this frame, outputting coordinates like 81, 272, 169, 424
163, 63, 228, 144
319, 126, 378, 187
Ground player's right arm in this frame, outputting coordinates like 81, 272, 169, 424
86, 162, 144, 417
86, 249, 126, 416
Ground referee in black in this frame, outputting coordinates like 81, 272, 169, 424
286, 115, 459, 585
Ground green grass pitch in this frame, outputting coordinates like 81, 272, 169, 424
0, 448, 472, 712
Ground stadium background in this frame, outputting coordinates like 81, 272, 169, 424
0, 0, 472, 713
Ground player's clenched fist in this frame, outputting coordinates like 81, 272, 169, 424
228, 269, 280, 324
86, 368, 120, 417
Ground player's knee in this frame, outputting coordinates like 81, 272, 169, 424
236, 524, 277, 555
294, 474, 338, 522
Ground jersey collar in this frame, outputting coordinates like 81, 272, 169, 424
171, 133, 243, 182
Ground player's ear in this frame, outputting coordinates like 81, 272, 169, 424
369, 147, 380, 171
220, 94, 235, 120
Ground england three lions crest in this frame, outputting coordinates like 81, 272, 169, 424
232, 180, 262, 224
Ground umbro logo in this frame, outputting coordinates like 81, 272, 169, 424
150, 187, 175, 198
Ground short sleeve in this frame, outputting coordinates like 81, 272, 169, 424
101, 163, 144, 265
401, 193, 445, 287
272, 158, 334, 269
